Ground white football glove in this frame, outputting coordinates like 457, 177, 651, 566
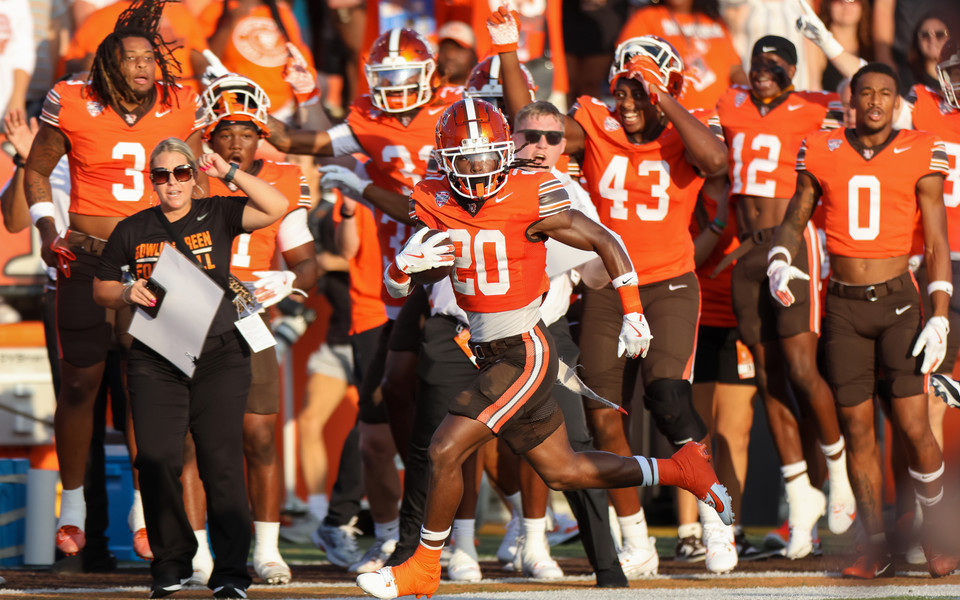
618, 312, 653, 359
394, 228, 455, 274
767, 259, 811, 307
796, 0, 844, 59
200, 49, 229, 87
252, 270, 305, 308
319, 164, 370, 200
913, 316, 950, 374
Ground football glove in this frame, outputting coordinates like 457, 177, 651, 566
394, 228, 455, 275
767, 259, 810, 307
487, 4, 520, 54
319, 164, 370, 200
913, 316, 950, 374
796, 0, 845, 59
625, 55, 671, 106
283, 43, 320, 106
618, 312, 653, 359
252, 270, 305, 308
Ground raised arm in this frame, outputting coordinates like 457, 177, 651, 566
795, 0, 866, 81
25, 123, 69, 267
197, 152, 286, 230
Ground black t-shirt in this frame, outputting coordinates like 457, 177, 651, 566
97, 196, 248, 337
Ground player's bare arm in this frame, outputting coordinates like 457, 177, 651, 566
266, 114, 333, 156
769, 171, 820, 264
196, 152, 287, 230
661, 95, 728, 176
334, 196, 361, 259
282, 240, 319, 294
529, 209, 633, 281
24, 123, 69, 267
917, 172, 951, 318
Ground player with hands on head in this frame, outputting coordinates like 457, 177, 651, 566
493, 18, 729, 576
356, 97, 730, 600
767, 62, 956, 579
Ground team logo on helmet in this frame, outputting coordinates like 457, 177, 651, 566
435, 98, 515, 201
364, 28, 437, 113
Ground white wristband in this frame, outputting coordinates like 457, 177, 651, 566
928, 280, 954, 298
612, 271, 638, 288
29, 202, 56, 225
767, 245, 792, 264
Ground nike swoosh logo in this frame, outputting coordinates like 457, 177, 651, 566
196, 213, 209, 222
427, 107, 445, 115
893, 147, 910, 154
495, 192, 514, 203
155, 109, 171, 118
896, 305, 911, 315
786, 104, 803, 111
668, 284, 688, 291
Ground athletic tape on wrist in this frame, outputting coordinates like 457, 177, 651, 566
928, 280, 954, 297
819, 438, 845, 457
29, 202, 55, 225
767, 245, 792, 264
780, 460, 807, 479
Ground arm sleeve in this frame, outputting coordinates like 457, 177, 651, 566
277, 208, 314, 251
329, 123, 365, 157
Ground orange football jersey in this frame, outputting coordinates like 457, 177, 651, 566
206, 160, 311, 281
332, 199, 389, 335
799, 128, 950, 258
718, 86, 842, 200
572, 95, 714, 285
911, 84, 960, 251
40, 80, 203, 218
411, 170, 570, 314
692, 195, 739, 328
375, 210, 416, 315
60, 0, 208, 92
616, 6, 741, 111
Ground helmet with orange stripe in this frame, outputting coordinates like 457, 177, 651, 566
435, 98, 515, 201
201, 74, 270, 139
365, 28, 437, 113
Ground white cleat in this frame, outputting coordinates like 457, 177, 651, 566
618, 536, 659, 578
254, 555, 292, 585
447, 546, 482, 582
188, 548, 213, 586
786, 486, 826, 559
357, 567, 400, 600
498, 516, 521, 567
514, 535, 564, 580
703, 521, 738, 574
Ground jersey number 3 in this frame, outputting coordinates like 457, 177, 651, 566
112, 142, 146, 202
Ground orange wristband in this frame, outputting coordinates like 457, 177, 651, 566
617, 285, 643, 315
387, 262, 410, 285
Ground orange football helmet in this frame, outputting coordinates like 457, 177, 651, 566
609, 35, 685, 98
435, 98, 515, 201
464, 56, 537, 109
201, 74, 270, 138
938, 37, 960, 109
365, 28, 437, 113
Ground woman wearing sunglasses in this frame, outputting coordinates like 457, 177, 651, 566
91, 137, 286, 599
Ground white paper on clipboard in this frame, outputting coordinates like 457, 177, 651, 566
545, 239, 598, 278
128, 243, 224, 377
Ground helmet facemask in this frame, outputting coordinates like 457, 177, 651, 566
937, 46, 960, 110
201, 74, 270, 138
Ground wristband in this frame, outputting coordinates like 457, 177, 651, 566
617, 284, 644, 315
712, 217, 726, 229
12, 154, 25, 168
612, 271, 638, 288
223, 162, 239, 183
29, 202, 56, 225
708, 222, 724, 236
121, 284, 134, 305
767, 245, 792, 264
387, 262, 410, 285
928, 280, 954, 298
340, 206, 356, 219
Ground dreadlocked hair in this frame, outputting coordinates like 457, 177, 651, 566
86, 0, 183, 109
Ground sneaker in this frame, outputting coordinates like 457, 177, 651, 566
734, 527, 762, 560
497, 516, 521, 565
514, 535, 564, 580
56, 525, 86, 556
675, 535, 706, 562
669, 442, 734, 526
313, 517, 364, 568
446, 545, 482, 582
931, 373, 960, 409
150, 577, 190, 599
546, 510, 580, 546
785, 485, 826, 559
357, 558, 441, 599
133, 528, 153, 561
703, 522, 738, 574
279, 512, 321, 545
188, 547, 213, 586
352, 539, 398, 574
618, 536, 659, 578
254, 555, 292, 585
827, 485, 856, 536
842, 552, 894, 579
212, 583, 248, 598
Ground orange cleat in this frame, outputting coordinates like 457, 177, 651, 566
56, 525, 86, 556
134, 528, 153, 561
842, 552, 894, 579
357, 545, 442, 599
663, 442, 734, 526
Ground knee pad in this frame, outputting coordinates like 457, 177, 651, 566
643, 379, 707, 446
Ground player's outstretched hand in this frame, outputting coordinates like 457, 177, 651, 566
197, 152, 233, 179
618, 312, 653, 359
913, 316, 950, 374
319, 164, 370, 200
487, 2, 520, 54
766, 259, 810, 307
795, 0, 844, 59
283, 43, 319, 105
3, 108, 38, 158
395, 228, 455, 274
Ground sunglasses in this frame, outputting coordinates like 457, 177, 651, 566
919, 30, 948, 41
518, 129, 564, 146
150, 164, 194, 185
